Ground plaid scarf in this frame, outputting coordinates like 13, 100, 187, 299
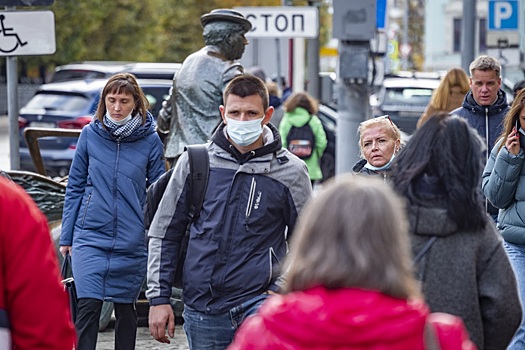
103, 113, 143, 138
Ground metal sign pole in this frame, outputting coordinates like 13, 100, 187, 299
5, 5, 19, 170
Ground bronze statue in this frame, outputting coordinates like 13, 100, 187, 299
157, 9, 252, 165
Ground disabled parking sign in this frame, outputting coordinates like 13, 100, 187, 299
0, 10, 55, 56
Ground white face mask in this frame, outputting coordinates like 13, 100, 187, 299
106, 110, 133, 126
364, 150, 397, 172
226, 117, 264, 147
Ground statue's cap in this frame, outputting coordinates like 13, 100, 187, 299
201, 9, 252, 32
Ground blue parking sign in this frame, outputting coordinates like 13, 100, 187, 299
488, 0, 519, 30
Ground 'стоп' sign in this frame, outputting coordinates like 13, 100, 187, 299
235, 7, 318, 39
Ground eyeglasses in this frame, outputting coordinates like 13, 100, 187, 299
380, 115, 395, 129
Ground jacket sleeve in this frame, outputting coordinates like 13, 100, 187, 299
146, 151, 192, 305
312, 115, 327, 157
477, 229, 522, 349
1, 180, 76, 349
272, 160, 312, 291
482, 141, 524, 209
60, 127, 89, 246
427, 313, 476, 350
147, 133, 166, 186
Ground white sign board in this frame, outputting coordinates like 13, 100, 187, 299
235, 7, 318, 38
0, 11, 55, 56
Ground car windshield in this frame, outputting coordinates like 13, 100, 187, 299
383, 87, 434, 106
23, 92, 92, 112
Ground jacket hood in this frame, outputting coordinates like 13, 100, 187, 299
407, 173, 458, 237
352, 158, 367, 173
91, 111, 156, 142
258, 287, 428, 348
408, 205, 458, 237
284, 107, 313, 127
211, 121, 283, 164
460, 89, 508, 115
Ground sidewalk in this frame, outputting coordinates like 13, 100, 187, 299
97, 326, 189, 350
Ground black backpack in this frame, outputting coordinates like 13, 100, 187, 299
286, 116, 316, 159
144, 144, 209, 289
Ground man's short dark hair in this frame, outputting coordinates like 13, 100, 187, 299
223, 75, 269, 110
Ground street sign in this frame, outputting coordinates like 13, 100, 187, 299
235, 7, 318, 38
0, 11, 55, 56
376, 0, 387, 30
488, 0, 519, 30
0, 0, 53, 5
332, 0, 376, 41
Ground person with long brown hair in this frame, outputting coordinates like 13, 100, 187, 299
417, 67, 470, 128
59, 72, 165, 349
229, 175, 475, 349
483, 87, 525, 348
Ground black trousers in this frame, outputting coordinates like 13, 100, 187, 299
76, 298, 138, 350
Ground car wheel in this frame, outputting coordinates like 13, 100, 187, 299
320, 153, 335, 182
98, 302, 114, 332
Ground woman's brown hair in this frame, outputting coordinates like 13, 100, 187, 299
283, 91, 318, 115
283, 175, 420, 300
95, 73, 149, 125
497, 88, 525, 153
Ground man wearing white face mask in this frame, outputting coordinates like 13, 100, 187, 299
147, 75, 312, 349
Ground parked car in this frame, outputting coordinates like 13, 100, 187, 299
18, 78, 171, 177
51, 61, 180, 83
370, 74, 441, 134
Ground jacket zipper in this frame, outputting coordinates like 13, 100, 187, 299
485, 108, 489, 213
245, 177, 256, 231
103, 138, 121, 300
81, 193, 92, 227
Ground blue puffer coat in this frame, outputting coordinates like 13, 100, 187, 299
60, 113, 165, 303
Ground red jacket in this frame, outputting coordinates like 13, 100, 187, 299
229, 286, 475, 350
0, 178, 76, 349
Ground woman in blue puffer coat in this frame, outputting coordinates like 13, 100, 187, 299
483, 88, 525, 348
59, 73, 165, 350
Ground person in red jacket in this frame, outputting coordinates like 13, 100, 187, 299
228, 175, 475, 350
0, 176, 76, 349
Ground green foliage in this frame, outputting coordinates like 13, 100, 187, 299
17, 0, 328, 78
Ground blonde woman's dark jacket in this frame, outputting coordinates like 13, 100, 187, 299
409, 177, 521, 349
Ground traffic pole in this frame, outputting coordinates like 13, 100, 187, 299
461, 0, 476, 74
332, 0, 375, 175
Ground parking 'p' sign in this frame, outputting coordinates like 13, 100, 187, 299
488, 0, 519, 30
0, 10, 55, 56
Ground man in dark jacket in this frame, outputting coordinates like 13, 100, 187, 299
452, 55, 509, 219
147, 75, 312, 349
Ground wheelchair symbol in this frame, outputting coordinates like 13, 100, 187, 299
0, 14, 28, 54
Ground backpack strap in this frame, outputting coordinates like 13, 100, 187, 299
186, 144, 210, 221
414, 236, 438, 263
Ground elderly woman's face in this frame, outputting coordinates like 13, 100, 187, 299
361, 125, 399, 167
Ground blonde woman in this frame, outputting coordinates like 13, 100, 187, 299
417, 67, 469, 128
353, 115, 402, 181
229, 175, 475, 349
